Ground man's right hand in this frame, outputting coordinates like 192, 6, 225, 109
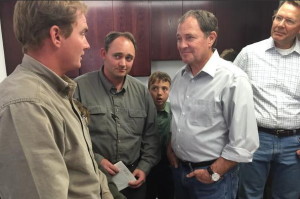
167, 142, 179, 168
100, 159, 119, 175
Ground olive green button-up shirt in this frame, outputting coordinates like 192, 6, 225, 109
157, 102, 172, 159
74, 68, 160, 174
0, 55, 112, 199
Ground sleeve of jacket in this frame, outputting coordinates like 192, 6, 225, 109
98, 170, 114, 199
0, 102, 69, 198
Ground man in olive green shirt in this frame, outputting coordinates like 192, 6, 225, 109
0, 2, 112, 199
75, 31, 160, 199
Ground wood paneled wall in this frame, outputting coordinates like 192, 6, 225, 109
0, 1, 279, 78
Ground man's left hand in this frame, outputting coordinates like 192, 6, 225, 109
128, 169, 146, 188
186, 169, 213, 184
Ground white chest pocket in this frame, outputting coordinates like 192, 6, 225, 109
189, 99, 216, 127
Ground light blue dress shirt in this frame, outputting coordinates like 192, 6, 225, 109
170, 50, 259, 163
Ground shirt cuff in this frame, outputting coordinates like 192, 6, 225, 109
136, 160, 152, 175
221, 145, 256, 163
94, 153, 104, 165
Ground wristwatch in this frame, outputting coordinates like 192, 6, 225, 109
207, 166, 221, 182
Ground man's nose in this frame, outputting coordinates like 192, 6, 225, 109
178, 39, 188, 49
278, 19, 286, 27
84, 38, 90, 49
119, 58, 126, 66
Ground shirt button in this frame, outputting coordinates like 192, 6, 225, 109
118, 140, 121, 143
182, 112, 185, 115
178, 129, 181, 132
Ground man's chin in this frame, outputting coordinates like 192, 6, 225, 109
180, 59, 190, 64
180, 56, 192, 63
70, 64, 81, 71
116, 73, 127, 78
117, 70, 129, 75
272, 32, 286, 39
74, 62, 81, 69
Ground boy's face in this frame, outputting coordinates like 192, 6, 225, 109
149, 80, 170, 111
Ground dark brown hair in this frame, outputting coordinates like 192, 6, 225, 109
148, 71, 171, 89
104, 31, 137, 52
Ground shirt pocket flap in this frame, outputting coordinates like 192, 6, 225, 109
129, 109, 147, 118
88, 106, 106, 115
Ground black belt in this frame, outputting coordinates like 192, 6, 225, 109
179, 159, 216, 169
258, 127, 300, 137
125, 159, 139, 172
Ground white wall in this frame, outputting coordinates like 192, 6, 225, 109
136, 60, 184, 86
0, 19, 7, 82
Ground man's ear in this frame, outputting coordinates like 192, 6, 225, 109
208, 31, 217, 48
49, 25, 62, 47
100, 48, 106, 59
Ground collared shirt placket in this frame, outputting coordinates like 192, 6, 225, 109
111, 91, 124, 162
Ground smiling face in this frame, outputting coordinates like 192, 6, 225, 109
101, 36, 135, 82
176, 16, 216, 70
271, 2, 300, 49
149, 80, 170, 111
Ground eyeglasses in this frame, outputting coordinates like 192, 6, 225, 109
272, 15, 297, 26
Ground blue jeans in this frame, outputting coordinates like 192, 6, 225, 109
238, 131, 300, 199
172, 163, 238, 199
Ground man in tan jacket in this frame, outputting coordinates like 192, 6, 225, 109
0, 1, 112, 198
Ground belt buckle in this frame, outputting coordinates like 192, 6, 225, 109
274, 129, 285, 136
188, 162, 194, 172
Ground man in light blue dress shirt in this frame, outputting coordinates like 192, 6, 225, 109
167, 9, 259, 199
234, 1, 300, 199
